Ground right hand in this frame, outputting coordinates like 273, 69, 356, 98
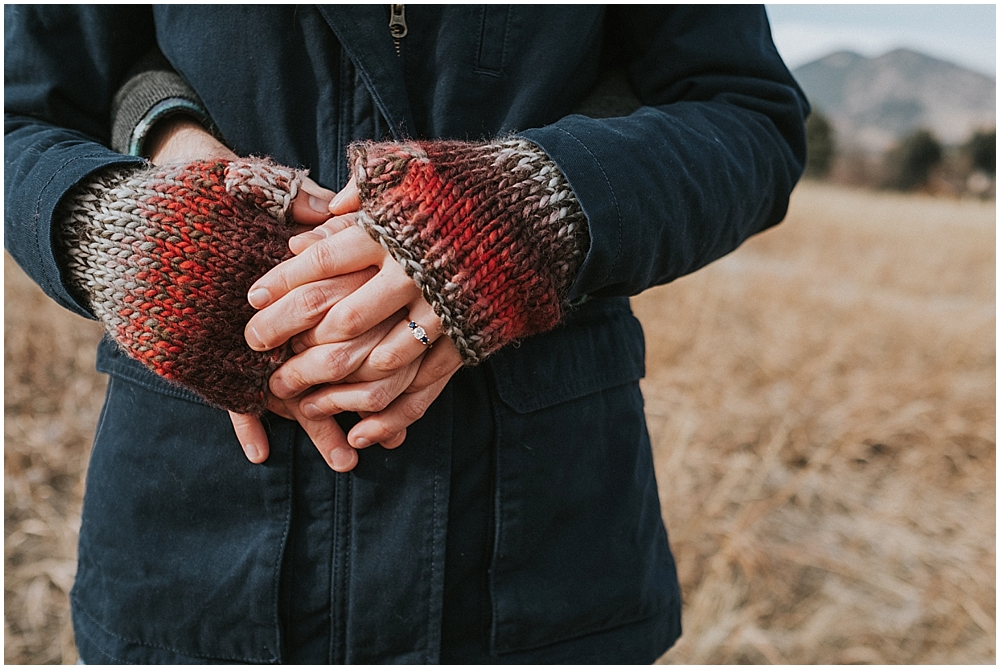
144, 115, 360, 469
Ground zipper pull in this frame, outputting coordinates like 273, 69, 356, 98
389, 4, 407, 56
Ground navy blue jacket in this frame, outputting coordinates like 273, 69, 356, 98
5, 5, 807, 664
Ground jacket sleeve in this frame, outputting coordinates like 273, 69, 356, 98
519, 5, 809, 302
4, 5, 153, 318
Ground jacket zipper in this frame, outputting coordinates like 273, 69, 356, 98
389, 4, 407, 56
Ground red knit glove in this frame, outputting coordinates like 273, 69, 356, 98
57, 158, 303, 414
350, 138, 589, 365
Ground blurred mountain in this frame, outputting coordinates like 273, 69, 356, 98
793, 49, 996, 150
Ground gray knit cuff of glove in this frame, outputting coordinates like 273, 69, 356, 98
350, 138, 590, 365
111, 48, 216, 156
56, 158, 303, 414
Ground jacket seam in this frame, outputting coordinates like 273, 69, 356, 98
499, 374, 643, 414
269, 425, 295, 663
485, 363, 505, 656
72, 594, 277, 664
546, 124, 623, 295
425, 419, 443, 662
97, 354, 213, 407
473, 5, 510, 77
72, 614, 129, 664
496, 603, 670, 657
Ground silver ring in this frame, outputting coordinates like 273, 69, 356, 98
408, 321, 432, 347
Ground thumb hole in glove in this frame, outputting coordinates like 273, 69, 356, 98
224, 158, 305, 224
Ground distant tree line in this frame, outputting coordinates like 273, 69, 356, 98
803, 109, 995, 198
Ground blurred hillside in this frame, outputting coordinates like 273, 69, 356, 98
794, 49, 995, 196
793, 48, 995, 150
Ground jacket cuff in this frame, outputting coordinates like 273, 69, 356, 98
111, 65, 215, 156
4, 139, 147, 320
349, 138, 589, 365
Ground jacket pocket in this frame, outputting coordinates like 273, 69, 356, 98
485, 299, 677, 654
71, 358, 294, 663
474, 5, 510, 75
94, 335, 213, 408
489, 297, 645, 413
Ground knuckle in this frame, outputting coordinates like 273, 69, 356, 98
401, 396, 430, 423
430, 358, 455, 379
310, 397, 339, 417
363, 385, 393, 413
275, 365, 308, 393
248, 319, 280, 349
308, 240, 340, 275
335, 303, 367, 338
380, 431, 406, 449
319, 346, 353, 380
370, 347, 406, 372
291, 331, 314, 352
413, 359, 456, 390
293, 286, 330, 320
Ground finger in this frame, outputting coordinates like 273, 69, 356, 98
291, 176, 337, 226
381, 430, 407, 450
245, 267, 377, 352
308, 261, 420, 343
288, 213, 358, 255
264, 395, 294, 420
410, 339, 464, 391
347, 373, 453, 449
358, 299, 442, 378
282, 398, 358, 472
329, 176, 360, 215
229, 411, 270, 464
298, 360, 420, 421
269, 316, 396, 399
247, 225, 383, 310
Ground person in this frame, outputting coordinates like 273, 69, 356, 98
4, 5, 808, 664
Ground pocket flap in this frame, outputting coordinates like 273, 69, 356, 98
95, 336, 213, 407
488, 297, 645, 414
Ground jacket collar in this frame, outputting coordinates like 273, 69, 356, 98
316, 5, 416, 139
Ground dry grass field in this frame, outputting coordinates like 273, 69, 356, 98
4, 182, 995, 664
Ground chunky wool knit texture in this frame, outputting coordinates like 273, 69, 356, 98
58, 159, 302, 414
350, 138, 589, 365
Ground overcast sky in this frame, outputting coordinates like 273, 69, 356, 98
765, 4, 996, 76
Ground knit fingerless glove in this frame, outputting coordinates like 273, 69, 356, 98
350, 138, 589, 365
57, 159, 303, 414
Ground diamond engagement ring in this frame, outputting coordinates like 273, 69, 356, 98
408, 321, 432, 347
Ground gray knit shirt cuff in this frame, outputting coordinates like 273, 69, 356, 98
110, 64, 215, 156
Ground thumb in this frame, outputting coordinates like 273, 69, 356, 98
291, 175, 337, 226
329, 176, 361, 215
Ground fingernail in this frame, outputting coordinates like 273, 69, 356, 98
353, 437, 371, 449
329, 189, 347, 212
291, 338, 308, 354
246, 326, 266, 351
309, 194, 330, 213
302, 403, 323, 420
269, 376, 292, 399
290, 231, 323, 248
244, 443, 260, 461
330, 448, 355, 471
248, 288, 271, 309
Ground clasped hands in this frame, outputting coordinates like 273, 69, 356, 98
230, 179, 463, 471
147, 119, 462, 472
